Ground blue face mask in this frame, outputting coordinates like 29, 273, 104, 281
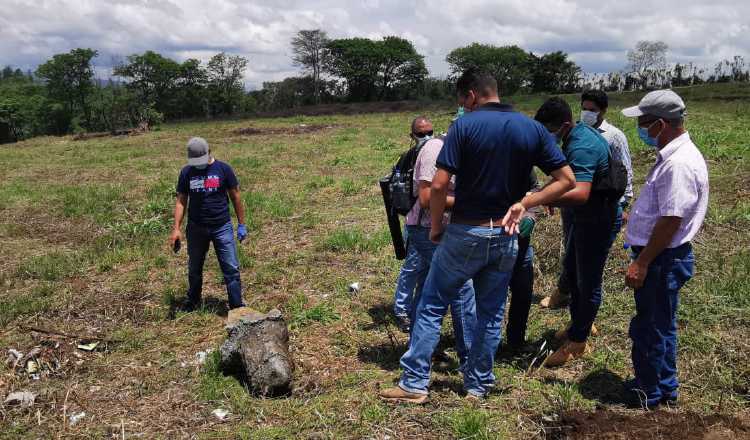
637, 126, 657, 147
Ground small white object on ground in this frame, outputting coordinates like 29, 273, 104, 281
212, 408, 229, 421
25, 360, 39, 374
195, 351, 208, 365
77, 341, 99, 352
4, 391, 36, 408
348, 282, 360, 294
69, 412, 86, 425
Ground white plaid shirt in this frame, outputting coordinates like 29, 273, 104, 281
626, 133, 709, 248
599, 120, 634, 201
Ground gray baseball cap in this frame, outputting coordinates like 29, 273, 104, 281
186, 137, 209, 167
622, 90, 686, 119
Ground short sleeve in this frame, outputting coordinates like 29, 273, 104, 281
533, 124, 567, 175
436, 123, 461, 174
415, 140, 441, 183
224, 163, 239, 189
176, 168, 189, 194
565, 141, 599, 183
656, 163, 698, 218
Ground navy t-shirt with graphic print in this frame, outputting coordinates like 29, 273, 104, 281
176, 160, 238, 227
436, 103, 567, 221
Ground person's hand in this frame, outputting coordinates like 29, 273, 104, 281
502, 203, 526, 234
169, 229, 181, 249
430, 225, 444, 244
625, 260, 648, 289
237, 224, 248, 242
519, 217, 535, 239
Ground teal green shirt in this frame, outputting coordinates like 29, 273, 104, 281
563, 122, 609, 183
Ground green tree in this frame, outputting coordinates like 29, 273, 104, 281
326, 36, 427, 101
206, 52, 248, 115
446, 43, 531, 95
36, 48, 98, 130
113, 51, 182, 116
530, 51, 582, 93
291, 29, 331, 104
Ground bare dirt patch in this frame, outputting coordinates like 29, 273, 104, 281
232, 124, 339, 136
542, 410, 750, 439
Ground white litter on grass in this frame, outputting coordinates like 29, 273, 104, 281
6, 349, 22, 367
77, 341, 99, 352
25, 360, 39, 374
348, 282, 360, 294
4, 391, 36, 408
195, 351, 208, 365
212, 408, 229, 421
69, 412, 86, 425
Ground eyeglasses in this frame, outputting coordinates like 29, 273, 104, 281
412, 130, 433, 138
638, 118, 662, 129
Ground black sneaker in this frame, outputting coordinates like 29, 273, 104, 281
181, 299, 200, 312
394, 314, 411, 333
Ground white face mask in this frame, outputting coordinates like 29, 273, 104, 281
580, 110, 599, 126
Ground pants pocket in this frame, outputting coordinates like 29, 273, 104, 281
666, 257, 694, 291
496, 237, 518, 273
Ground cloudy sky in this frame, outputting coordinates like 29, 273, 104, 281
1, 0, 748, 89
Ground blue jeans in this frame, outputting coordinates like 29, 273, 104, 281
393, 231, 422, 317
629, 243, 694, 405
505, 235, 534, 347
187, 220, 243, 308
399, 224, 517, 397
562, 201, 618, 342
406, 225, 476, 365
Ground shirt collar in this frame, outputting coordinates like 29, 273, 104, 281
658, 132, 690, 162
476, 102, 514, 112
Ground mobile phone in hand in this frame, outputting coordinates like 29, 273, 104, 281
173, 238, 181, 253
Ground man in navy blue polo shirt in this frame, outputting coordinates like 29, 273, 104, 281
534, 98, 619, 367
380, 69, 575, 402
170, 137, 248, 311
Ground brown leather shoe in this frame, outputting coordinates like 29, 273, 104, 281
543, 341, 590, 367
379, 386, 428, 404
553, 323, 599, 341
539, 288, 569, 309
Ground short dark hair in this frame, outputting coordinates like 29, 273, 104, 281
456, 68, 498, 98
411, 115, 430, 133
581, 90, 608, 110
535, 97, 573, 128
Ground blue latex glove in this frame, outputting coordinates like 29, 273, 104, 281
519, 217, 535, 239
237, 224, 248, 242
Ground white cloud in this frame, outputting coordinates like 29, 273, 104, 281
0, 0, 748, 89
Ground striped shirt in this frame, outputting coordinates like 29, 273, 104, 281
598, 120, 634, 201
625, 133, 709, 248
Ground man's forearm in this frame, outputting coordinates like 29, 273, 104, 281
430, 185, 448, 229
635, 217, 682, 266
173, 197, 186, 231
522, 167, 576, 209
228, 189, 245, 224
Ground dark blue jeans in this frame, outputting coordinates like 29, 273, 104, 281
629, 243, 694, 404
558, 202, 623, 297
562, 201, 618, 342
406, 225, 476, 365
505, 235, 534, 347
400, 224, 517, 397
187, 220, 243, 308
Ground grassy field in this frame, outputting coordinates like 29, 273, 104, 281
1, 83, 748, 439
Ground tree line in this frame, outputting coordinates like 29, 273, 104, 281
2, 31, 749, 143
